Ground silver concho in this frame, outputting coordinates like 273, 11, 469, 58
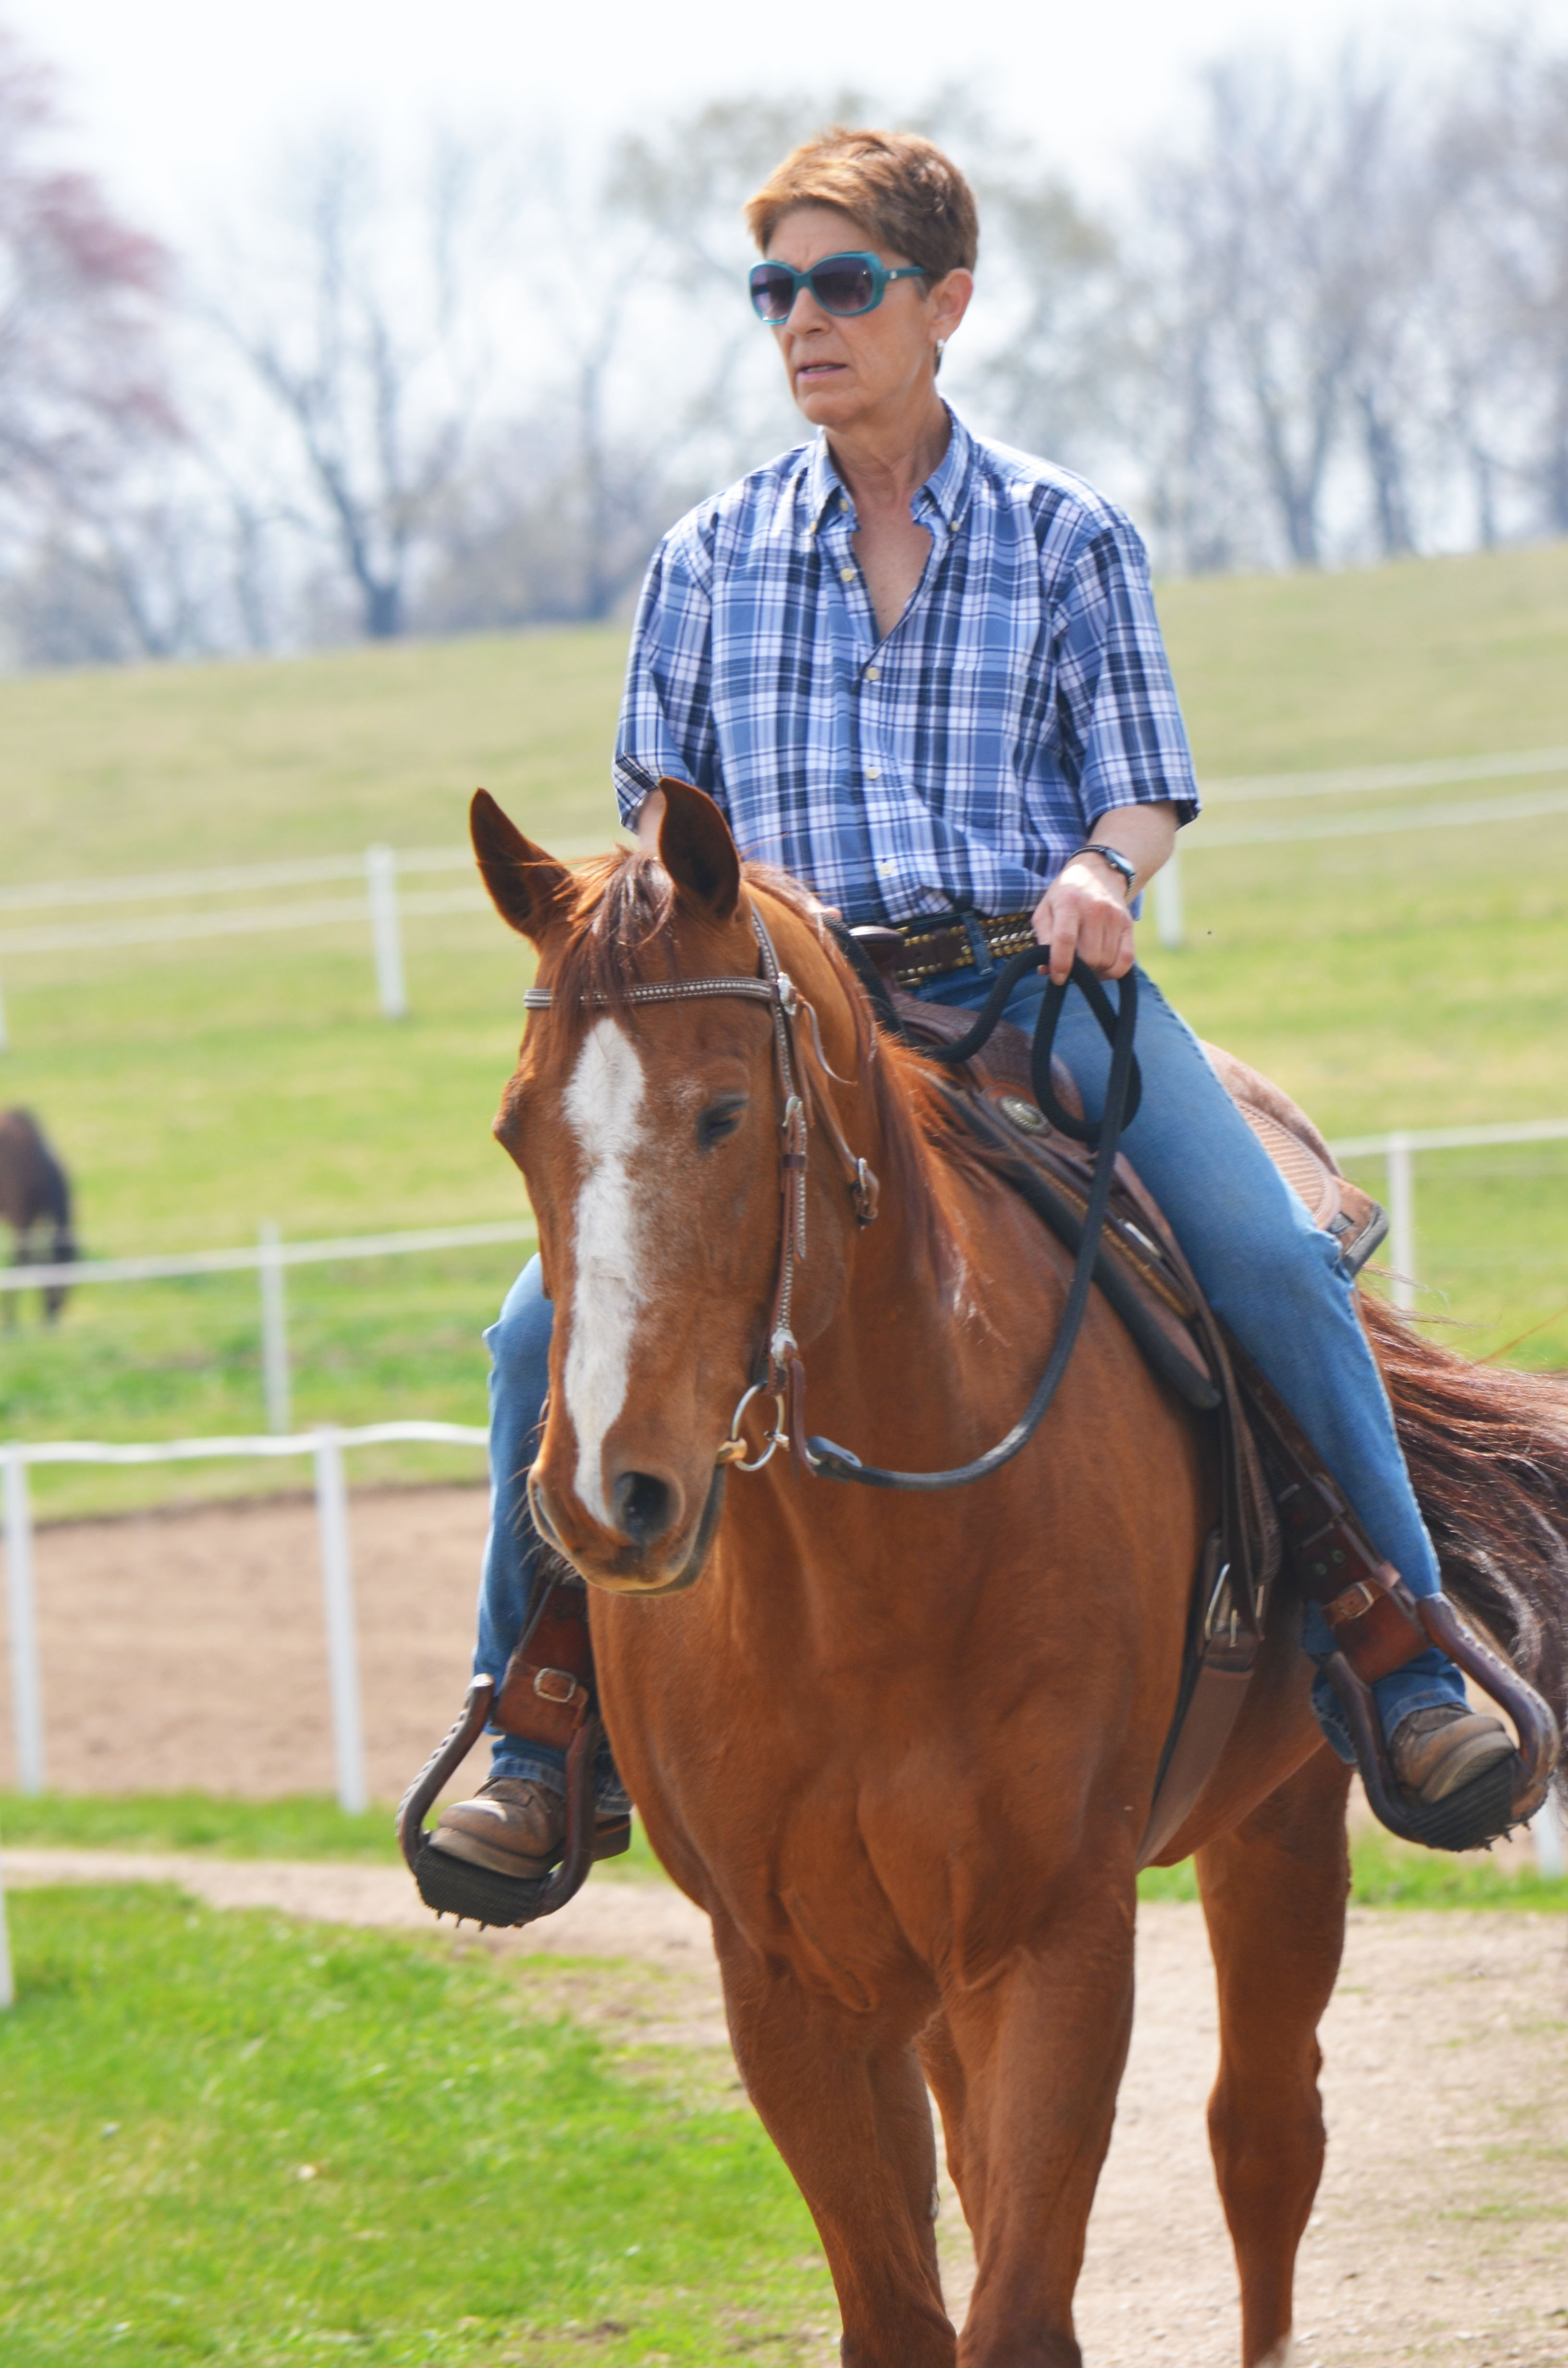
999, 1094, 1048, 1134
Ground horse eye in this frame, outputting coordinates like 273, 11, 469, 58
697, 1095, 747, 1150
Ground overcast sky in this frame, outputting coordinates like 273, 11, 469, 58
16, 0, 1561, 251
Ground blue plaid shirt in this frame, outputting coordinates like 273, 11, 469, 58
613, 407, 1198, 927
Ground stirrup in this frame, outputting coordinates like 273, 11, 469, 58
396, 1677, 630, 1927
1323, 1596, 1559, 1853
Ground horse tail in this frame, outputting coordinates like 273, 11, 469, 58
1362, 1289, 1568, 1769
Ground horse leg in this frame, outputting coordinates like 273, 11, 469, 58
1196, 1747, 1352, 2368
715, 1924, 955, 2368
936, 1890, 1136, 2367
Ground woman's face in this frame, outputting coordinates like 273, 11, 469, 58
764, 204, 971, 433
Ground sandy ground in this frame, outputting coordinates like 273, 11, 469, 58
0, 1485, 492, 1800
7, 1847, 1567, 2367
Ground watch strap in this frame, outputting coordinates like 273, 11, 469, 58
1070, 841, 1138, 895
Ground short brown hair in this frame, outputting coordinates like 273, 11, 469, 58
744, 128, 978, 280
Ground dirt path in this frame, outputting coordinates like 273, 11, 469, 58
8, 1849, 1567, 2365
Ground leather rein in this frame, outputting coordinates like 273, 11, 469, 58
522, 907, 1142, 1493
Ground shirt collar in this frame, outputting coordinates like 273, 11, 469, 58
801, 404, 975, 538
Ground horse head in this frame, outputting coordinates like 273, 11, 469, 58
472, 780, 879, 1595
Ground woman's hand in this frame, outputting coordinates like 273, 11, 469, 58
1032, 858, 1134, 984
1030, 806, 1179, 985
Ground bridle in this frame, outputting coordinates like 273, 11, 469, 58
523, 901, 1141, 1494
525, 904, 876, 1477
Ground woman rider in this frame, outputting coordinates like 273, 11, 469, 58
430, 126, 1511, 1887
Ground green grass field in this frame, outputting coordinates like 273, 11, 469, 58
0, 1885, 833, 2367
0, 540, 1565, 1512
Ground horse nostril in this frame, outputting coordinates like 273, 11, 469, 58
612, 1470, 674, 1546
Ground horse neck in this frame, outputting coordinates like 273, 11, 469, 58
792, 1029, 1025, 1477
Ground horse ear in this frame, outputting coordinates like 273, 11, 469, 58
470, 789, 575, 944
656, 777, 741, 923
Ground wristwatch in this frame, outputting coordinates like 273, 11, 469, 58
1070, 841, 1138, 897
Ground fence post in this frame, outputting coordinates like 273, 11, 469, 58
258, 1222, 291, 1436
2, 1447, 44, 1794
1386, 1132, 1416, 1313
366, 844, 408, 1021
313, 1429, 367, 1815
1534, 1790, 1566, 1882
1152, 847, 1184, 951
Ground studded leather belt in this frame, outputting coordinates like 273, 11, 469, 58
877, 909, 1039, 990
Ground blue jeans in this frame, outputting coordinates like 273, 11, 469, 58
474, 959, 1463, 1787
476, 1260, 629, 1807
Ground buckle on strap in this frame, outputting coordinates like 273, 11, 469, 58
534, 1667, 585, 1706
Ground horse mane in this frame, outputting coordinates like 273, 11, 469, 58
545, 849, 987, 1295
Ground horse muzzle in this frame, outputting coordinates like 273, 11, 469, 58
527, 1460, 728, 1596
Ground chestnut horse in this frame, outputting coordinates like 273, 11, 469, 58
471, 781, 1568, 2368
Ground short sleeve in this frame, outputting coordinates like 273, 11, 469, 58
1050, 516, 1200, 829
612, 526, 724, 823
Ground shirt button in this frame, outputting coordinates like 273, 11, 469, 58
865, 665, 880, 681
878, 859, 896, 875
839, 566, 855, 583
865, 766, 881, 781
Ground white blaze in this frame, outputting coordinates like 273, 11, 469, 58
561, 1018, 647, 1524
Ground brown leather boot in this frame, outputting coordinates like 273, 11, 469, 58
429, 1778, 568, 1878
1389, 1705, 1515, 1806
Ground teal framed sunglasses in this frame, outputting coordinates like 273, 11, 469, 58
748, 250, 931, 325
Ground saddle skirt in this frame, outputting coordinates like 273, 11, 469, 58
892, 993, 1391, 1862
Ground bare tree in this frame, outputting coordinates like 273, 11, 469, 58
0, 25, 176, 546
210, 128, 515, 638
1134, 52, 1446, 569
1432, 36, 1568, 542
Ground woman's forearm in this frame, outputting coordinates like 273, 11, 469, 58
1084, 803, 1178, 895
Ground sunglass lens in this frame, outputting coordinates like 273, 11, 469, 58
750, 265, 796, 323
810, 259, 877, 315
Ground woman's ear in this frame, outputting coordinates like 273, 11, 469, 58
929, 267, 974, 358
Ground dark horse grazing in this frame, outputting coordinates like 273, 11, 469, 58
471, 783, 1568, 2368
0, 1108, 76, 1322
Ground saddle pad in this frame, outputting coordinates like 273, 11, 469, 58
1200, 1042, 1389, 1275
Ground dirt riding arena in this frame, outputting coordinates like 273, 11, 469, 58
4, 1487, 1568, 2365
0, 1483, 493, 1798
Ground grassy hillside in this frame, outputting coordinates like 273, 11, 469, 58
0, 542, 1564, 1511
0, 626, 629, 881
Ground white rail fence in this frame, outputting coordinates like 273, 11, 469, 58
8, 1115, 1564, 1397
1326, 1119, 1568, 1314
0, 832, 616, 1047
1, 1215, 537, 1434
0, 1420, 489, 1813
1152, 743, 1568, 949
1, 747, 1566, 1031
